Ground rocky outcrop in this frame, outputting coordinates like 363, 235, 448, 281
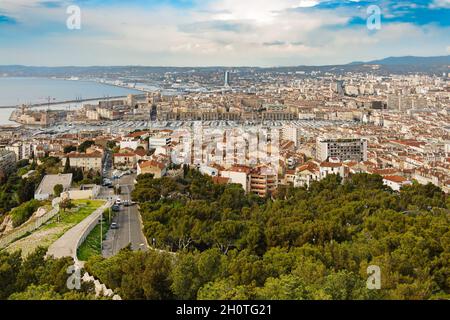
0, 206, 48, 237
0, 215, 14, 236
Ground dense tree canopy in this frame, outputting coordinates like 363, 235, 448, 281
63, 145, 77, 154
77, 140, 95, 153
83, 171, 450, 300
0, 247, 97, 300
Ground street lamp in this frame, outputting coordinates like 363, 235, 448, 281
99, 216, 103, 253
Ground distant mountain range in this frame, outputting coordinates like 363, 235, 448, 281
351, 55, 450, 66
0, 56, 448, 77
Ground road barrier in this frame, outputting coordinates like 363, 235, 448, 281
47, 199, 121, 299
74, 201, 113, 264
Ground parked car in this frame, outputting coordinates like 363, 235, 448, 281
102, 181, 112, 187
110, 223, 119, 230
112, 205, 120, 212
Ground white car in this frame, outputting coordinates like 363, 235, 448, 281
115, 198, 122, 205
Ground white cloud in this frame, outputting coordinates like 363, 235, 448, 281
0, 0, 449, 66
430, 0, 450, 9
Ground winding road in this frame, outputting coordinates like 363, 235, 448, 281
102, 174, 149, 258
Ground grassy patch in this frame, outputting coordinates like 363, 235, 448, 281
12, 231, 32, 243
77, 210, 114, 261
6, 200, 105, 257
77, 221, 110, 261
43, 200, 104, 230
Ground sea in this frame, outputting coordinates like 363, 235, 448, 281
0, 77, 143, 125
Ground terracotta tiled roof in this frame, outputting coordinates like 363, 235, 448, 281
114, 153, 136, 157
68, 151, 103, 158
139, 160, 166, 170
135, 149, 147, 157
320, 161, 343, 168
125, 131, 148, 138
225, 165, 252, 174
298, 162, 319, 173
370, 168, 398, 175
384, 175, 408, 183
212, 177, 230, 185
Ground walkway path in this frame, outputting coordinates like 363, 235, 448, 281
47, 201, 112, 260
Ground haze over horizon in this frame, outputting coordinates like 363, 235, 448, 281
0, 0, 449, 67
0, 54, 449, 69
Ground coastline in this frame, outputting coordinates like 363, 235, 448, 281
0, 76, 144, 108
0, 77, 147, 125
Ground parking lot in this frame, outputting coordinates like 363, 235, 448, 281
35, 119, 358, 136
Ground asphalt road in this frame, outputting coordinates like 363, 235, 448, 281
102, 174, 148, 258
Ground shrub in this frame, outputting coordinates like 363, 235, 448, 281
9, 200, 43, 227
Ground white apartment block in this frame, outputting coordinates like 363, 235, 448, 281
383, 176, 412, 192
319, 162, 347, 180
5, 142, 33, 161
281, 126, 302, 146
220, 166, 251, 193
149, 136, 172, 149
120, 138, 149, 151
316, 138, 368, 162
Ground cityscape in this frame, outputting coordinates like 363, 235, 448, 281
0, 0, 449, 309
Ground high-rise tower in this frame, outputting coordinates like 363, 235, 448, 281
224, 71, 231, 87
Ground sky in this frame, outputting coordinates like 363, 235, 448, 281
0, 0, 449, 66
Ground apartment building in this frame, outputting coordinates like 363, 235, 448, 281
120, 137, 149, 151
250, 165, 278, 197
60, 151, 103, 171
316, 138, 368, 162
294, 161, 320, 188
319, 161, 348, 180
5, 142, 33, 161
0, 150, 17, 177
383, 175, 412, 192
220, 166, 252, 193
113, 152, 137, 169
149, 136, 172, 149
137, 160, 167, 178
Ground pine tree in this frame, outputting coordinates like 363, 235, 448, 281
30, 160, 37, 170
63, 157, 71, 174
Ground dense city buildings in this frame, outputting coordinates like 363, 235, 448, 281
0, 0, 450, 303
1, 69, 449, 197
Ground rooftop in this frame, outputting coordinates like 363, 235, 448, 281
35, 173, 73, 197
